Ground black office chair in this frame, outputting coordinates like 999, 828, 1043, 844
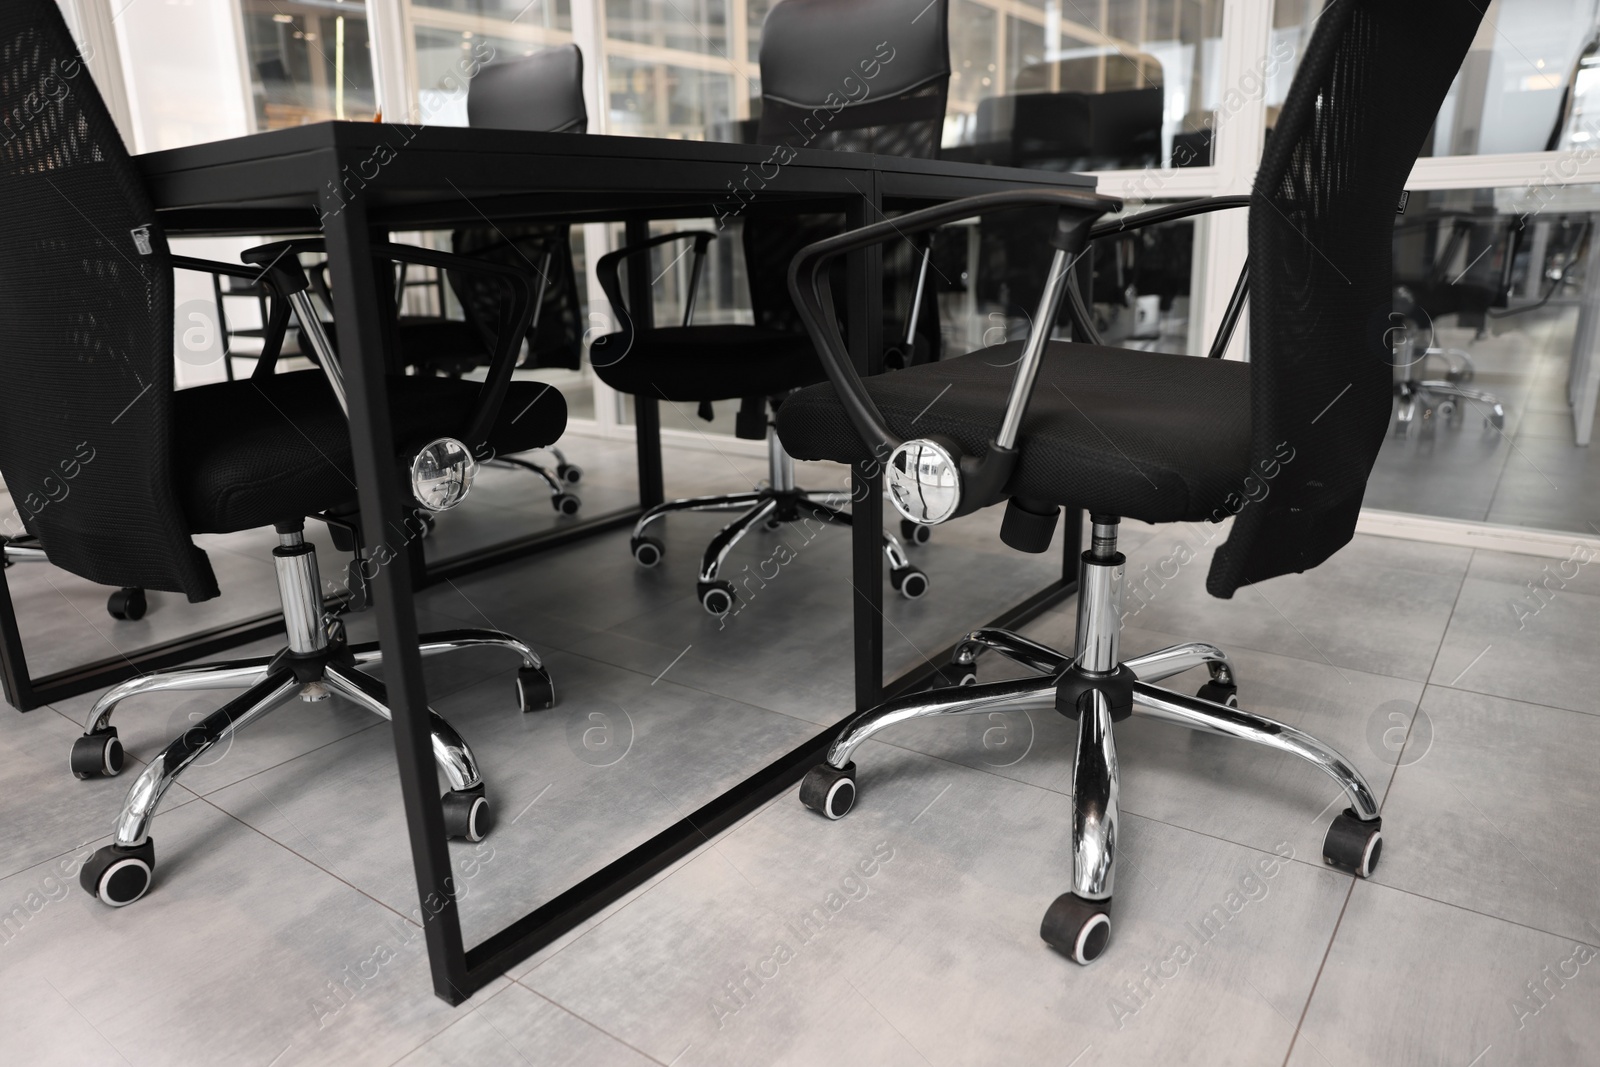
0, 0, 565, 906
385, 44, 589, 515
590, 0, 949, 617
776, 0, 1481, 964
1389, 211, 1510, 433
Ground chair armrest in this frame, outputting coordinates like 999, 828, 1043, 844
1084, 195, 1254, 358
788, 187, 1119, 522
594, 230, 717, 351
1088, 195, 1250, 240
240, 239, 537, 454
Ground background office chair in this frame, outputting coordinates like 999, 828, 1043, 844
3, 534, 147, 618
1390, 211, 1511, 433
590, 0, 948, 617
776, 0, 1481, 964
377, 44, 590, 515
0, 0, 565, 906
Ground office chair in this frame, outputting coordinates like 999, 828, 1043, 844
590, 0, 948, 617
776, 0, 1482, 964
388, 44, 590, 515
1390, 212, 1509, 433
3, 535, 147, 618
0, 0, 564, 906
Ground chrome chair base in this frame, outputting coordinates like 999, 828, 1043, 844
74, 528, 554, 907
489, 445, 582, 516
1394, 348, 1506, 433
628, 431, 929, 617
798, 516, 1382, 966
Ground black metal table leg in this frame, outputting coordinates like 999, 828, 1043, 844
848, 176, 886, 710
625, 217, 665, 509
319, 188, 470, 1003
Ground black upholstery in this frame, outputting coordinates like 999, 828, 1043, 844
589, 327, 822, 402
466, 44, 586, 134
779, 344, 1250, 523
0, 2, 217, 601
591, 0, 950, 404
0, 0, 562, 600
779, 0, 1485, 598
1207, 0, 1482, 597
174, 372, 565, 534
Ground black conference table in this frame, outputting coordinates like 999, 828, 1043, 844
5, 122, 1096, 1002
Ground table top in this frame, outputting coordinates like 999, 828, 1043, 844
135, 122, 1096, 235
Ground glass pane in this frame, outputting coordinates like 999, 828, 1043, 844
240, 1, 377, 128
606, 0, 731, 57
1371, 186, 1599, 534
1273, 0, 1600, 157
607, 57, 734, 137
406, 1, 574, 125
943, 0, 1226, 170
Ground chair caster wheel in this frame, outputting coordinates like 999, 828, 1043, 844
953, 667, 977, 686
1196, 680, 1238, 707
516, 665, 555, 712
890, 566, 929, 600
107, 587, 146, 621
799, 762, 856, 819
81, 840, 155, 907
1486, 408, 1505, 431
71, 728, 124, 779
631, 536, 664, 568
556, 463, 582, 485
900, 519, 932, 545
699, 580, 736, 617
1041, 893, 1112, 965
762, 516, 784, 531
553, 492, 582, 516
442, 788, 492, 842
1323, 808, 1382, 877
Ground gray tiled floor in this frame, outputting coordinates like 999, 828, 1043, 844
3, 433, 1598, 1066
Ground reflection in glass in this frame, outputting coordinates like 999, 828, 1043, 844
943, 0, 1224, 171
240, 1, 376, 129
1275, 0, 1600, 157
1368, 186, 1600, 534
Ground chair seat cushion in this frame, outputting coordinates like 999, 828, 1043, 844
173, 370, 566, 534
589, 325, 823, 401
776, 342, 1253, 524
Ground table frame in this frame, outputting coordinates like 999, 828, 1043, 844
2, 123, 1090, 1002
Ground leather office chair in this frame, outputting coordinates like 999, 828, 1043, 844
590, 0, 948, 617
387, 44, 590, 515
0, 0, 565, 906
776, 0, 1482, 964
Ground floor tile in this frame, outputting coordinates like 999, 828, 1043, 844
0, 800, 508, 1067
203, 648, 819, 949
392, 982, 657, 1067
1371, 685, 1600, 945
524, 741, 1352, 1067
1288, 881, 1600, 1067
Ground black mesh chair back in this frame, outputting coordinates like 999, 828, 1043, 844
1207, 0, 1483, 596
448, 44, 586, 370
745, 0, 950, 348
0, 0, 217, 601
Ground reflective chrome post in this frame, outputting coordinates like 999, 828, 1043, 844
825, 677, 1059, 768
1130, 681, 1380, 820
1070, 688, 1119, 901
952, 627, 1073, 676
1122, 642, 1234, 685
113, 672, 300, 847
